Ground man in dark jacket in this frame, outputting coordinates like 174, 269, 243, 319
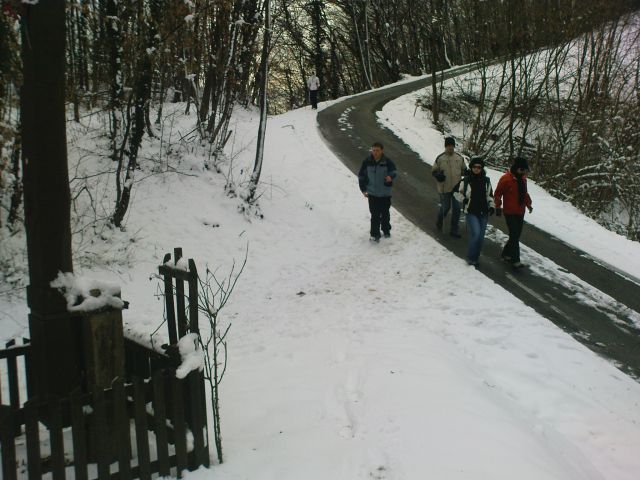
358, 142, 397, 242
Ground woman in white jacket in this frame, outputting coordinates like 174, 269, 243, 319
455, 157, 495, 269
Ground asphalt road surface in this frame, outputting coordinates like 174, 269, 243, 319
317, 72, 640, 380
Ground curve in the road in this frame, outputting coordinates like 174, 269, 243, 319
317, 73, 640, 380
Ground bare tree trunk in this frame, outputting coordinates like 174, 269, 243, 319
7, 131, 23, 230
310, 0, 324, 99
468, 64, 488, 150
425, 30, 440, 124
363, 0, 374, 85
67, 3, 80, 122
248, 0, 271, 203
508, 57, 517, 158
112, 8, 153, 228
105, 0, 123, 160
350, 1, 373, 89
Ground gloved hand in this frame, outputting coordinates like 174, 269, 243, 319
489, 207, 495, 216
495, 207, 502, 217
432, 171, 446, 182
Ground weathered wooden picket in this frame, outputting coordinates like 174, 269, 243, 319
0, 248, 210, 480
1, 365, 207, 480
158, 248, 199, 345
0, 339, 31, 415
125, 248, 200, 378
0, 368, 208, 480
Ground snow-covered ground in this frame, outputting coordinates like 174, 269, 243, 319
1, 80, 640, 479
378, 79, 640, 283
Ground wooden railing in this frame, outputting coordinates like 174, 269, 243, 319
0, 339, 31, 411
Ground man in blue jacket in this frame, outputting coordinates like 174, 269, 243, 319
358, 142, 397, 242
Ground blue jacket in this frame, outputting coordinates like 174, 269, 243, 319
358, 154, 397, 197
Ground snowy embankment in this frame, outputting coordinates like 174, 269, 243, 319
377, 80, 640, 283
1, 90, 640, 479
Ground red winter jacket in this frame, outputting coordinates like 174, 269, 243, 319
494, 170, 532, 215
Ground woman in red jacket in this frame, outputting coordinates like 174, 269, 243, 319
494, 157, 533, 268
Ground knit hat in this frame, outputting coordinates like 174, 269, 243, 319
513, 156, 529, 170
469, 156, 485, 169
444, 137, 456, 147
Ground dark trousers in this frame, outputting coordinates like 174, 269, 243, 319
368, 196, 391, 237
309, 90, 318, 109
502, 214, 525, 262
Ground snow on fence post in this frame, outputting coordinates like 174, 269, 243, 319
49, 273, 127, 393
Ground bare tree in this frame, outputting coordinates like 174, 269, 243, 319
248, 0, 272, 203
196, 251, 247, 464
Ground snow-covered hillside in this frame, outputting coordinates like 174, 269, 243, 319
1, 87, 640, 479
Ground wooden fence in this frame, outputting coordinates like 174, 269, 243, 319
1, 367, 208, 480
0, 339, 31, 411
158, 248, 199, 346
0, 248, 210, 479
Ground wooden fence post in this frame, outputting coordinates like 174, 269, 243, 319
24, 400, 41, 480
0, 407, 17, 480
152, 370, 170, 477
49, 397, 66, 480
163, 253, 178, 345
6, 340, 20, 412
113, 379, 132, 479
174, 248, 188, 338
188, 260, 199, 334
188, 371, 209, 468
170, 373, 188, 477
69, 391, 88, 480
92, 389, 110, 480
133, 377, 152, 480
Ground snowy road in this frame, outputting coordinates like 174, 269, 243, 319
317, 72, 640, 380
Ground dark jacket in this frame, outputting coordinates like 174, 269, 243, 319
358, 154, 397, 197
455, 173, 495, 215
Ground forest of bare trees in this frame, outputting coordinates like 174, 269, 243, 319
417, 10, 640, 238
0, 3, 638, 474
269, 0, 639, 111
1, 0, 639, 242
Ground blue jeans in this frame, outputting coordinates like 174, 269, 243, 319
466, 213, 488, 263
437, 192, 460, 233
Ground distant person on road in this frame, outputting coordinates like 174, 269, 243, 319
358, 142, 397, 243
455, 156, 495, 269
307, 72, 320, 109
432, 137, 467, 238
494, 156, 533, 268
